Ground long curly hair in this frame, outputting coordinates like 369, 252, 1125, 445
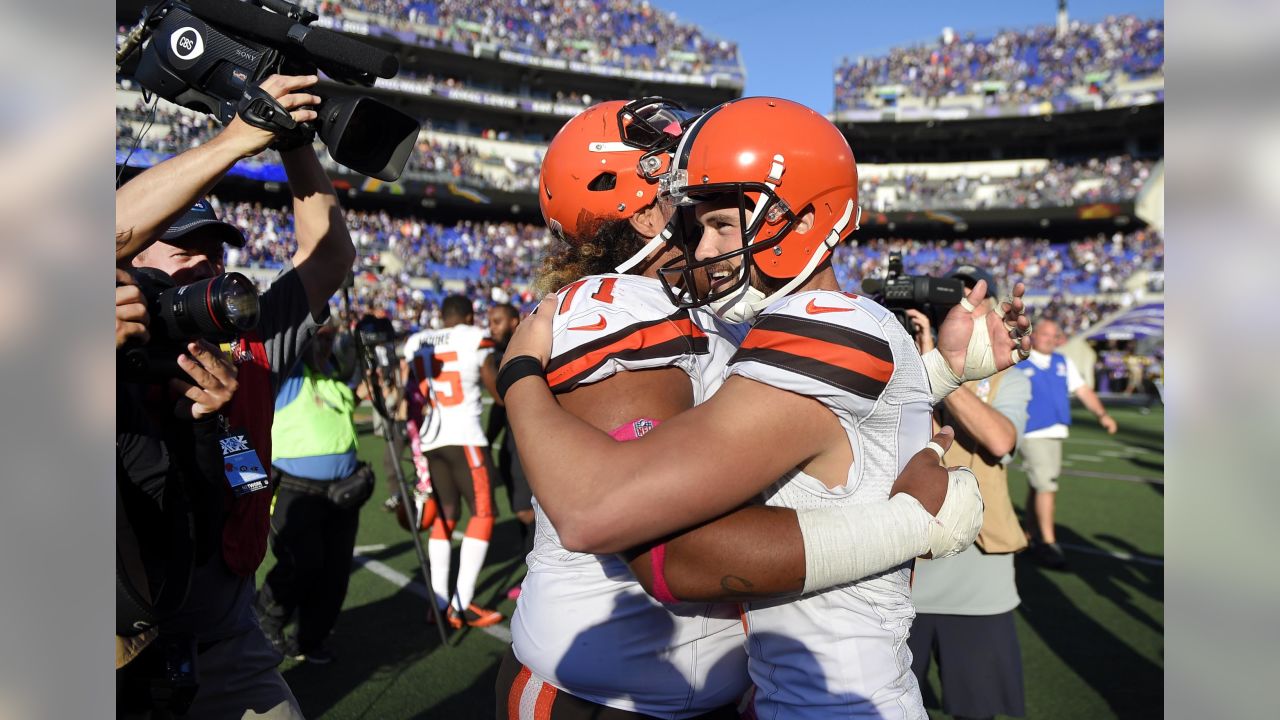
533, 217, 647, 294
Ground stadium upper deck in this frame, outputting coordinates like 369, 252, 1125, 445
834, 15, 1162, 124
304, 0, 745, 87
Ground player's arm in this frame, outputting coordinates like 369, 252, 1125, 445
507, 369, 845, 554
622, 429, 959, 602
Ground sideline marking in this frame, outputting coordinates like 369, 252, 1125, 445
352, 553, 513, 644
1018, 466, 1164, 485
1057, 542, 1164, 567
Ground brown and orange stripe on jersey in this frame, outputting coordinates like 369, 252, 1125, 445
729, 313, 894, 400
545, 311, 709, 394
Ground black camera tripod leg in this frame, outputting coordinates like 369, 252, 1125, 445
343, 292, 452, 647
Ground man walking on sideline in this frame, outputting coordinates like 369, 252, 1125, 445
1017, 319, 1117, 569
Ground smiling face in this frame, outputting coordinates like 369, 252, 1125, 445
692, 195, 759, 294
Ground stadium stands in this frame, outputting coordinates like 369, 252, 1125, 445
304, 0, 743, 81
207, 195, 1161, 339
117, 91, 1153, 212
116, 93, 542, 192
835, 14, 1163, 114
834, 228, 1163, 309
859, 155, 1155, 211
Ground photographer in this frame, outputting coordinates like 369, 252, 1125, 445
116, 271, 242, 713
116, 73, 354, 719
905, 265, 1033, 720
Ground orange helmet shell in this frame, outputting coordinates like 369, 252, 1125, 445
670, 97, 859, 279
539, 101, 665, 244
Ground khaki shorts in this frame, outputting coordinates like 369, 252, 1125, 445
1020, 437, 1062, 492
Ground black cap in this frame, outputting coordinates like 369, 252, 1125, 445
946, 264, 998, 298
160, 199, 246, 248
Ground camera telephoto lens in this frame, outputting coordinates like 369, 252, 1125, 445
213, 273, 260, 332
141, 269, 261, 342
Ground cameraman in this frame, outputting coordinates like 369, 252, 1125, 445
905, 266, 1033, 720
116, 73, 354, 719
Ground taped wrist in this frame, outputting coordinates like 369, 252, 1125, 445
798, 494, 931, 595
927, 467, 985, 560
922, 348, 962, 405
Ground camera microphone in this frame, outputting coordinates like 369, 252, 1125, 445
860, 277, 884, 295
188, 0, 398, 78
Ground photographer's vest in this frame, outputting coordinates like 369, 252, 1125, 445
1020, 352, 1072, 434
939, 372, 1028, 554
271, 364, 358, 481
221, 331, 274, 577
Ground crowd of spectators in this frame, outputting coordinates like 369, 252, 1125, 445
863, 155, 1156, 212
206, 194, 1161, 340
118, 100, 1158, 212
835, 14, 1163, 110
306, 0, 741, 77
833, 228, 1164, 336
117, 99, 541, 191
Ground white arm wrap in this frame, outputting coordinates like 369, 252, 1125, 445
922, 348, 962, 405
926, 467, 985, 560
798, 494, 931, 595
797, 467, 986, 594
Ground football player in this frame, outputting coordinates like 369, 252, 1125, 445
498, 99, 981, 720
401, 294, 503, 629
500, 98, 1032, 719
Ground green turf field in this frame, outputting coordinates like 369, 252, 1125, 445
259, 403, 1164, 719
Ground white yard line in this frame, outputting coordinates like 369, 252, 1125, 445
352, 552, 513, 644
1057, 542, 1164, 567
1061, 469, 1164, 485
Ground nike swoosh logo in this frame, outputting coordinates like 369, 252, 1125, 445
567, 314, 607, 331
805, 299, 852, 315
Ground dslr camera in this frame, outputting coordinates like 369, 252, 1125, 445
118, 268, 261, 382
863, 252, 965, 336
118, 0, 419, 181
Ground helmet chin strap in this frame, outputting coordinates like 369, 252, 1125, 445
716, 201, 860, 323
614, 227, 672, 274
709, 265, 768, 323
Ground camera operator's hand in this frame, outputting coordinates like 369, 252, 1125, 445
221, 74, 322, 159
903, 309, 934, 355
115, 269, 150, 348
170, 341, 239, 420
935, 279, 1031, 381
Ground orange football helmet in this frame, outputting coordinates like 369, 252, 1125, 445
657, 97, 861, 319
538, 98, 696, 256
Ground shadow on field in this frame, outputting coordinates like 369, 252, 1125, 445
1015, 529, 1163, 718
414, 660, 500, 720
283, 583, 447, 719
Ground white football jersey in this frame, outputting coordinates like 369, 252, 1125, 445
727, 290, 933, 720
402, 323, 494, 452
511, 274, 751, 718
